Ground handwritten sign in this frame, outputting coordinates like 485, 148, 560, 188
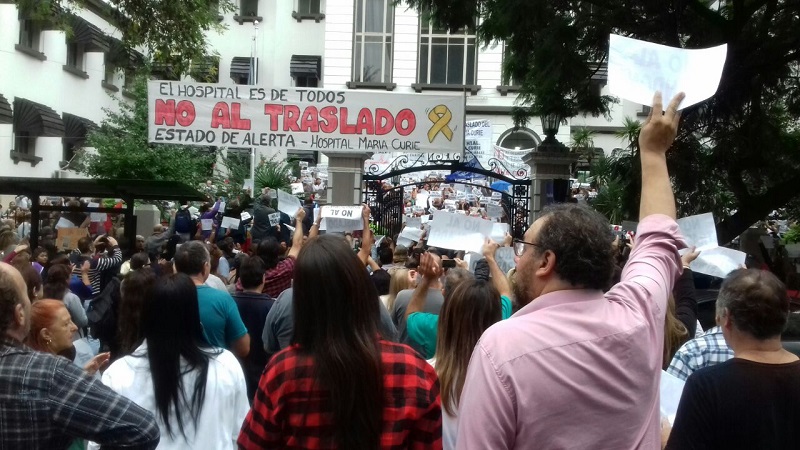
277, 189, 301, 216
427, 210, 493, 253
240, 211, 252, 221
221, 216, 240, 229
200, 219, 213, 231
268, 212, 281, 227
677, 213, 718, 251
56, 227, 89, 250
320, 205, 363, 233
608, 34, 728, 109
291, 183, 304, 195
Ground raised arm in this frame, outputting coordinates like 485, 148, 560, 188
639, 92, 684, 220
357, 204, 373, 267
405, 252, 441, 318
482, 238, 512, 298
287, 207, 306, 260
308, 211, 322, 239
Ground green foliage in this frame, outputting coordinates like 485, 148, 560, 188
253, 158, 292, 194
407, 0, 800, 244
16, 0, 235, 74
78, 75, 215, 187
782, 225, 800, 245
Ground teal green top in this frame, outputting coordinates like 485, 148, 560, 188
406, 295, 513, 360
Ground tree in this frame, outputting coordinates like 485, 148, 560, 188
16, 0, 235, 73
570, 127, 596, 177
77, 75, 216, 188
405, 0, 800, 244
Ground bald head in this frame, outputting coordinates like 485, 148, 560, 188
0, 262, 31, 341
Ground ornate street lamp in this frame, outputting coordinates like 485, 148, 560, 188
538, 113, 568, 152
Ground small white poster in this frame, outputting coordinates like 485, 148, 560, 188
221, 216, 240, 229
240, 211, 252, 221
427, 210, 493, 254
677, 213, 718, 252
689, 246, 746, 279
268, 212, 281, 227
277, 189, 302, 216
88, 203, 107, 223
608, 34, 728, 109
200, 219, 213, 231
291, 183, 304, 195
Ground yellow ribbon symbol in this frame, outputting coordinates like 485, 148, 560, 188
427, 105, 454, 142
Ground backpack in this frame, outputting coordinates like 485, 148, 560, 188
175, 208, 193, 233
87, 277, 121, 345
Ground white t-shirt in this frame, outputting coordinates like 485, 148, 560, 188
427, 358, 458, 450
205, 273, 228, 292
90, 342, 249, 450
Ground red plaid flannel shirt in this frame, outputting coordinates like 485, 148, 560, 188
236, 257, 296, 298
238, 340, 442, 449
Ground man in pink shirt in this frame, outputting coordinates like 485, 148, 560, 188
456, 92, 686, 449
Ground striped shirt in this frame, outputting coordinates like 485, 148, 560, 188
71, 247, 122, 295
666, 326, 734, 381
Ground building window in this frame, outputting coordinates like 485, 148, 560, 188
352, 0, 393, 84
418, 15, 477, 85
240, 0, 258, 17
18, 18, 41, 50
297, 0, 321, 15
230, 57, 257, 85
66, 40, 85, 70
105, 62, 116, 84
498, 128, 539, 150
14, 132, 35, 155
294, 76, 318, 87
500, 43, 518, 86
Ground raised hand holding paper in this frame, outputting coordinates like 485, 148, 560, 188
320, 205, 364, 233
608, 34, 727, 109
277, 189, 301, 216
676, 213, 718, 252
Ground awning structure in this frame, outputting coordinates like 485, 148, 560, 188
106, 36, 144, 67
62, 113, 97, 146
0, 177, 206, 201
69, 15, 109, 52
290, 55, 321, 78
230, 56, 255, 81
0, 94, 11, 125
13, 97, 65, 137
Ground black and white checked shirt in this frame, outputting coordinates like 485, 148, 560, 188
0, 337, 160, 449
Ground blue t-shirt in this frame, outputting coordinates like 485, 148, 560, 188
407, 295, 513, 360
196, 285, 248, 349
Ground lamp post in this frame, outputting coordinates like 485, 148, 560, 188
538, 113, 568, 152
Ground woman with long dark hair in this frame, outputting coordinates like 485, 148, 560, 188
94, 274, 249, 449
115, 267, 156, 359
239, 211, 442, 449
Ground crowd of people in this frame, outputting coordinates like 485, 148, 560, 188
1, 91, 799, 449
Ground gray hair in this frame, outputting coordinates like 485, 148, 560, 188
716, 269, 789, 340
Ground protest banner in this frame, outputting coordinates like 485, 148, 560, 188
676, 213, 718, 251
608, 34, 728, 108
221, 216, 240, 229
147, 81, 465, 154
201, 219, 213, 231
268, 212, 281, 227
320, 205, 363, 233
465, 119, 493, 168
427, 210, 493, 254
277, 189, 301, 215
56, 227, 89, 250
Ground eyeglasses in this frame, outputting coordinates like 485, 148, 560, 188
513, 239, 541, 257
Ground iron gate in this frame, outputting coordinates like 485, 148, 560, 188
363, 153, 532, 240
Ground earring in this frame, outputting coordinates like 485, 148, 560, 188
45, 338, 52, 347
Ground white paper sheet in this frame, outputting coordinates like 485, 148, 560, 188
608, 34, 728, 109
320, 217, 364, 233
55, 217, 76, 229
242, 179, 254, 193
677, 213, 718, 251
487, 204, 503, 219
240, 211, 252, 221
491, 223, 510, 244
660, 370, 686, 425
277, 189, 302, 216
427, 210, 493, 254
88, 202, 107, 222
321, 205, 363, 220
268, 212, 281, 227
221, 216, 240, 229
200, 219, 213, 231
399, 227, 425, 243
690, 246, 746, 279
290, 183, 304, 195
406, 217, 422, 229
